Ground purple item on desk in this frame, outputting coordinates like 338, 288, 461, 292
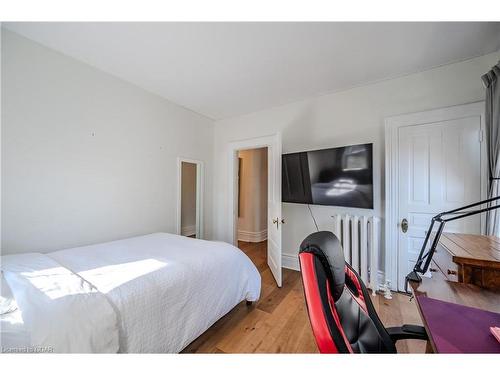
416, 295, 500, 353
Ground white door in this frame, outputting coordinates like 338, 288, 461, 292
267, 141, 283, 287
397, 116, 483, 290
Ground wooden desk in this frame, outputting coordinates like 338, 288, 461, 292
431, 233, 500, 290
410, 277, 500, 353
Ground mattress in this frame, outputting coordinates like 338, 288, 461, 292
1, 233, 261, 353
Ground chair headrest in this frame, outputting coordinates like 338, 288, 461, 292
299, 231, 345, 301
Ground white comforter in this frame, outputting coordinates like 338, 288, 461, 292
1, 233, 261, 353
1, 253, 119, 353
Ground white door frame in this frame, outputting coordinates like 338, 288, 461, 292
176, 157, 204, 239
227, 133, 282, 246
384, 101, 487, 290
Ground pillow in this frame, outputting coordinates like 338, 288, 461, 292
1, 271, 18, 315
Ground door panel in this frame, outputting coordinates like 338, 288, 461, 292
267, 143, 282, 287
397, 116, 482, 290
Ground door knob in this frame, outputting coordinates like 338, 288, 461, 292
272, 218, 279, 229
401, 218, 408, 233
272, 218, 284, 229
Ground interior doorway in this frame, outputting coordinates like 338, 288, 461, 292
177, 158, 203, 239
237, 148, 268, 270
228, 133, 283, 287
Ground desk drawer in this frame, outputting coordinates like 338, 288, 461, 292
461, 265, 500, 290
429, 260, 447, 281
433, 245, 459, 282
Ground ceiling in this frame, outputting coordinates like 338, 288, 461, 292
4, 22, 500, 120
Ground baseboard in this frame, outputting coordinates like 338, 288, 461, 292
181, 225, 196, 237
237, 229, 267, 243
282, 254, 299, 271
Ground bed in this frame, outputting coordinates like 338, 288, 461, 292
0, 233, 261, 353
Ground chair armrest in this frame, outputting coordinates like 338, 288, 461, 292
386, 324, 428, 342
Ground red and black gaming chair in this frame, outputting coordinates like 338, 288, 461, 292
299, 231, 428, 353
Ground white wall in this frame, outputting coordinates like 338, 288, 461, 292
213, 51, 500, 274
1, 30, 214, 254
237, 148, 267, 241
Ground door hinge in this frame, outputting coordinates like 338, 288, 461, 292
479, 129, 484, 143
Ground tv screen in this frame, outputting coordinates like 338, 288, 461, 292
282, 143, 373, 209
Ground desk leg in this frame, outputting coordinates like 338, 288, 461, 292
425, 341, 434, 353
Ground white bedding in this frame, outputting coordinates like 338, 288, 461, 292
1, 253, 119, 353
1, 233, 261, 353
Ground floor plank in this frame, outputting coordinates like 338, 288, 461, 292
256, 269, 301, 314
182, 240, 425, 353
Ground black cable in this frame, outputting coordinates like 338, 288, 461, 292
307, 204, 319, 232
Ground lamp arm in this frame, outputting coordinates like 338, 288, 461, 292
437, 195, 500, 217
405, 196, 500, 291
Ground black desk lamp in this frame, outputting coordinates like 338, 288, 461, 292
405, 195, 500, 290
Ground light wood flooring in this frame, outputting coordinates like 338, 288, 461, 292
182, 240, 426, 353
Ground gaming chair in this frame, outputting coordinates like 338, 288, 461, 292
299, 231, 428, 353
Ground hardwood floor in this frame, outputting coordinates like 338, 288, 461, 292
182, 240, 426, 354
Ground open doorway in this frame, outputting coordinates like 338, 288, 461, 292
177, 158, 203, 239
228, 133, 282, 287
237, 148, 268, 271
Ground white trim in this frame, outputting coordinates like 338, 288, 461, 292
237, 229, 267, 242
176, 157, 204, 239
282, 254, 299, 271
384, 101, 487, 291
227, 133, 283, 287
227, 133, 281, 246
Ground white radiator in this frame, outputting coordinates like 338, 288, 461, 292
332, 214, 380, 294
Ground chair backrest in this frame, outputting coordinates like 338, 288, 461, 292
298, 231, 396, 353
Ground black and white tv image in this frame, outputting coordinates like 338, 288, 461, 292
282, 143, 373, 209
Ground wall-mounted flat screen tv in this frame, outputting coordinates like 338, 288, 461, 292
282, 143, 373, 209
